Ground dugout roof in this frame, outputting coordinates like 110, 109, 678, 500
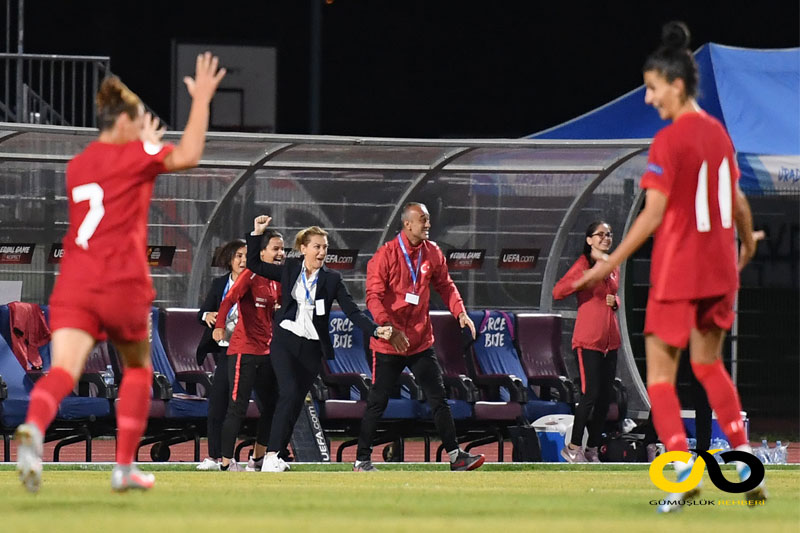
530, 43, 800, 195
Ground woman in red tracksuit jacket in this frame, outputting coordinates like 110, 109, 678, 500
553, 220, 620, 463
213, 230, 284, 471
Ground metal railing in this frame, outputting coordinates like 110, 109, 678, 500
22, 83, 68, 124
0, 53, 110, 127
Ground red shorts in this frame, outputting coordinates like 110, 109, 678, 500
644, 291, 736, 349
49, 279, 154, 343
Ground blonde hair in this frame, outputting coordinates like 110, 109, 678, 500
294, 226, 328, 250
96, 75, 142, 131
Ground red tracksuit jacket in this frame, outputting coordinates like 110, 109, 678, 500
215, 269, 281, 355
552, 255, 621, 353
366, 232, 466, 355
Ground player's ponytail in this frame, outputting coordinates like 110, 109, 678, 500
661, 20, 691, 50
96, 75, 142, 131
643, 21, 698, 100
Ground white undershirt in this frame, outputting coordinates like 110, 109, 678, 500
279, 265, 320, 340
202, 274, 238, 327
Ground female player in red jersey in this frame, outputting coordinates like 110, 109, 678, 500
575, 22, 765, 510
16, 53, 226, 493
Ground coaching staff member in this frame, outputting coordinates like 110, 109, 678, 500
247, 215, 392, 472
354, 202, 485, 472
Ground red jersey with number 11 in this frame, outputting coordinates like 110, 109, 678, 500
55, 140, 174, 296
640, 111, 739, 301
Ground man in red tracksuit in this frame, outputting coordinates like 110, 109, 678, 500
353, 202, 485, 472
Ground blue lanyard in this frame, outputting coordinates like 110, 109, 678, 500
397, 234, 422, 293
301, 268, 318, 305
222, 276, 237, 318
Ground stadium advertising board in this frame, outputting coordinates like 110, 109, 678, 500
0, 243, 35, 264
147, 246, 176, 267
48, 243, 176, 266
281, 248, 358, 269
446, 249, 485, 270
284, 248, 303, 260
498, 248, 540, 269
323, 249, 358, 270
48, 243, 64, 264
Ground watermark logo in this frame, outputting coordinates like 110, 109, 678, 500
649, 449, 765, 494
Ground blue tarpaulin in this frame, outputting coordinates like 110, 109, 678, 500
531, 44, 800, 194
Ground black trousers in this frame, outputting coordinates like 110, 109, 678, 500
356, 348, 458, 461
267, 327, 323, 453
220, 353, 279, 459
206, 351, 229, 460
570, 348, 617, 448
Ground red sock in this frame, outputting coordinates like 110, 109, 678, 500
26, 367, 75, 435
648, 382, 688, 452
691, 360, 747, 448
115, 367, 152, 465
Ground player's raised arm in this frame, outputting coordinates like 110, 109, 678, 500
165, 52, 226, 171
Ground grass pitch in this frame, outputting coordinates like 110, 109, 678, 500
0, 464, 797, 532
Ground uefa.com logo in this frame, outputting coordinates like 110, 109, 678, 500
648, 449, 766, 507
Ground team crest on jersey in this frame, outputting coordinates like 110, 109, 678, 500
647, 162, 664, 175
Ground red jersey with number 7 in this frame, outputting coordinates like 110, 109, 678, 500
640, 111, 739, 301
53, 140, 174, 298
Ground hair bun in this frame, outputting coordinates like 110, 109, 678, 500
97, 76, 123, 103
661, 21, 690, 50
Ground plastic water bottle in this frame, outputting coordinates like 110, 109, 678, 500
709, 438, 730, 463
771, 440, 785, 464
104, 364, 115, 386
719, 438, 730, 448
756, 439, 770, 464
776, 442, 789, 465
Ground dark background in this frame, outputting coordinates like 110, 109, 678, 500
6, 0, 799, 137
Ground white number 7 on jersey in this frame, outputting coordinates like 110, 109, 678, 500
72, 183, 105, 250
695, 157, 733, 232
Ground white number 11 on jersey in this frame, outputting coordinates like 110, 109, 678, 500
695, 157, 733, 232
72, 182, 105, 250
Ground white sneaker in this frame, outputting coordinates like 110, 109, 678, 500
15, 424, 43, 494
245, 456, 263, 472
261, 454, 290, 472
738, 461, 768, 505
111, 465, 155, 492
196, 458, 221, 471
584, 446, 601, 463
656, 459, 701, 514
560, 445, 587, 463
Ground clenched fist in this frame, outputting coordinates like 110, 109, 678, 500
253, 215, 272, 235
375, 326, 393, 340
